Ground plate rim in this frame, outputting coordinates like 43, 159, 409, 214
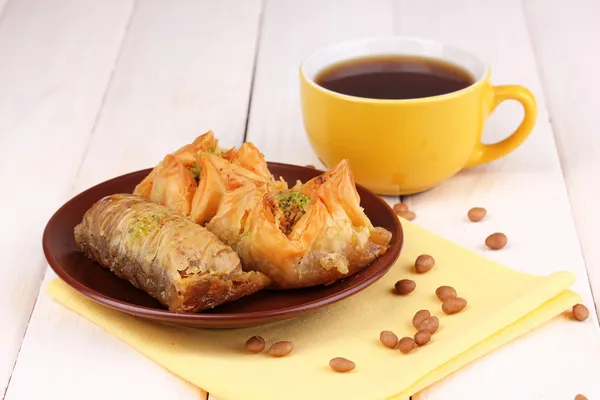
43, 162, 403, 325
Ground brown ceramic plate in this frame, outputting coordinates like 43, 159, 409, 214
43, 162, 403, 328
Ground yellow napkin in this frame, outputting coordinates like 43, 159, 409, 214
47, 220, 579, 400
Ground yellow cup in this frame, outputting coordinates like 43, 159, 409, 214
300, 37, 537, 195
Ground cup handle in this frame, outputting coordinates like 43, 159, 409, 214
465, 85, 537, 168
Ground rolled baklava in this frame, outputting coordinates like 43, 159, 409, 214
74, 193, 270, 312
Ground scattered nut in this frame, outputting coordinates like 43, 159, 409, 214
442, 297, 468, 314
397, 210, 416, 221
419, 316, 439, 334
305, 164, 316, 169
468, 207, 487, 222
436, 286, 457, 302
573, 304, 590, 321
329, 357, 355, 372
393, 203, 408, 214
245, 336, 265, 353
412, 309, 431, 329
414, 330, 432, 346
575, 394, 588, 400
268, 341, 293, 357
380, 330, 399, 349
398, 337, 416, 354
394, 279, 416, 295
415, 254, 435, 273
485, 232, 507, 250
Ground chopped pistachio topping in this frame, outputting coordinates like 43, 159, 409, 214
196, 143, 220, 157
189, 162, 202, 180
127, 213, 166, 246
275, 191, 310, 213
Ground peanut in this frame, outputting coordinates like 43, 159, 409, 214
414, 330, 432, 346
412, 309, 431, 329
268, 341, 293, 357
573, 304, 589, 321
436, 286, 457, 302
245, 336, 265, 353
394, 279, 416, 295
380, 330, 399, 349
468, 207, 487, 222
329, 357, 355, 372
415, 254, 435, 273
398, 337, 416, 354
485, 232, 507, 250
393, 203, 408, 214
442, 297, 467, 314
419, 316, 439, 334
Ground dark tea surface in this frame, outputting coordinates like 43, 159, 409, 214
315, 55, 475, 100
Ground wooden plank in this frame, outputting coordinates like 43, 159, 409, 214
392, 0, 600, 399
8, 272, 208, 400
0, 0, 10, 20
245, 0, 394, 160
0, 0, 134, 395
244, 0, 399, 208
72, 0, 263, 193
6, 0, 262, 399
524, 0, 600, 318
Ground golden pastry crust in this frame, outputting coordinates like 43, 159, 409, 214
189, 154, 227, 225
207, 160, 392, 289
133, 131, 282, 225
131, 132, 391, 290
134, 130, 218, 198
229, 142, 272, 179
74, 194, 270, 312
149, 154, 197, 216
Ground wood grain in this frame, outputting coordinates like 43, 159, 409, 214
525, 0, 600, 318
0, 0, 10, 21
8, 271, 208, 400
0, 0, 134, 395
245, 0, 400, 204
392, 0, 600, 399
4, 0, 600, 399
6, 1, 261, 399
72, 0, 263, 194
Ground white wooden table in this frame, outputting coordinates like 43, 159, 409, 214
2, 1, 600, 399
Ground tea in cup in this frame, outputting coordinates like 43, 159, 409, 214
300, 37, 537, 195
